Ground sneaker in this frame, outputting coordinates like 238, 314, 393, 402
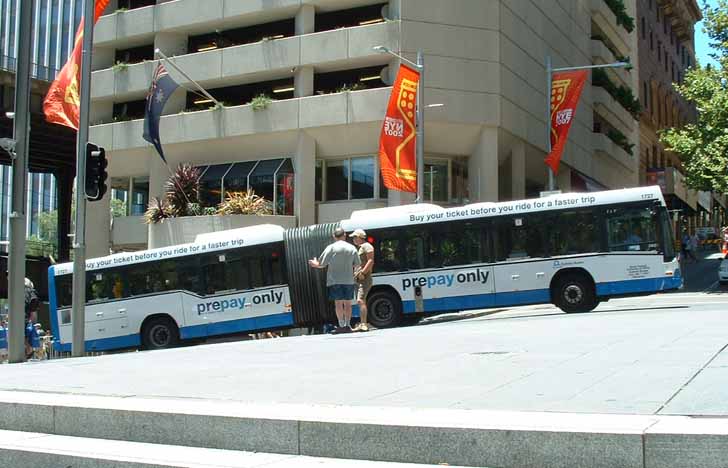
359, 324, 369, 332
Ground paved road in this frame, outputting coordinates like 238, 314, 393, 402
681, 248, 726, 292
2, 291, 727, 417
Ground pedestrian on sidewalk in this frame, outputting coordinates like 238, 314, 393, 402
350, 229, 374, 332
682, 230, 696, 263
309, 227, 361, 334
690, 233, 700, 260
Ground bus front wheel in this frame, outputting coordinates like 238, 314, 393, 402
367, 290, 402, 328
553, 274, 598, 313
141, 316, 180, 350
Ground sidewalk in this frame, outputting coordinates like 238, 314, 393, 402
1, 293, 728, 467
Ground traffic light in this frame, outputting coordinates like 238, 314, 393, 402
85, 142, 107, 202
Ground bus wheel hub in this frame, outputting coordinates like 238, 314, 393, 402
564, 285, 583, 304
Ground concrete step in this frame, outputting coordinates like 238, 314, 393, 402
1, 390, 728, 468
0, 429, 474, 468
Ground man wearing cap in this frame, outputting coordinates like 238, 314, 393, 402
350, 229, 374, 331
309, 227, 361, 333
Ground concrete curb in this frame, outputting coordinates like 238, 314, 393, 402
1, 391, 728, 468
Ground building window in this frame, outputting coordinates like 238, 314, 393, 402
650, 31, 654, 50
196, 158, 294, 215
643, 81, 649, 109
188, 18, 295, 53
115, 44, 155, 66
315, 3, 387, 33
664, 51, 668, 71
641, 17, 646, 40
314, 66, 388, 95
318, 156, 384, 202
658, 41, 661, 61
117, 0, 155, 10
424, 160, 449, 203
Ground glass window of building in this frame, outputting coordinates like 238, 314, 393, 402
325, 159, 350, 201
61, 0, 71, 62
198, 164, 232, 208
274, 159, 294, 215
49, 0, 59, 69
315, 160, 323, 202
424, 160, 448, 203
223, 161, 257, 196
38, 0, 48, 66
131, 177, 149, 216
249, 158, 283, 204
351, 157, 374, 199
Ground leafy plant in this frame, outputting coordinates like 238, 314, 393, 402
216, 190, 272, 216
110, 198, 127, 218
112, 61, 129, 72
336, 82, 367, 93
144, 197, 171, 225
164, 164, 201, 217
606, 129, 634, 156
592, 68, 642, 119
603, 0, 634, 32
251, 94, 272, 111
116, 7, 128, 13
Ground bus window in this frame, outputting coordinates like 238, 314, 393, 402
56, 274, 73, 308
495, 217, 546, 261
373, 230, 401, 272
607, 206, 658, 252
548, 210, 598, 256
87, 271, 111, 302
430, 224, 486, 267
404, 230, 428, 270
201, 253, 228, 295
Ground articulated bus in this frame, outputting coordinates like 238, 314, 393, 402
49, 186, 681, 352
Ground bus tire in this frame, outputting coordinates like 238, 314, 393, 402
141, 316, 179, 350
553, 274, 598, 313
367, 289, 402, 328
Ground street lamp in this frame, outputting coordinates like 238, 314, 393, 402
545, 56, 631, 192
374, 45, 425, 203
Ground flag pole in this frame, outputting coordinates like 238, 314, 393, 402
155, 48, 221, 107
546, 55, 555, 192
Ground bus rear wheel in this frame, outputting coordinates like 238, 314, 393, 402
141, 317, 179, 350
367, 290, 402, 328
553, 274, 598, 313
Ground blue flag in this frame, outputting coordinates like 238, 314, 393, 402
143, 63, 179, 163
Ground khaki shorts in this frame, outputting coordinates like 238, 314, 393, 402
356, 277, 372, 302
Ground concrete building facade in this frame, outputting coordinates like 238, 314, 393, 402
89, 0, 642, 255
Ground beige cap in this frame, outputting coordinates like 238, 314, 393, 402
349, 228, 367, 239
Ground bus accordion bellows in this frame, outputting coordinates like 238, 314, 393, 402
49, 186, 681, 352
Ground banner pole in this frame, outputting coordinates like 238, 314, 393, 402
416, 50, 424, 203
546, 55, 555, 192
155, 48, 221, 107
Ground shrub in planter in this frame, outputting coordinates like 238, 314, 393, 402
164, 164, 201, 217
144, 197, 172, 224
216, 190, 273, 216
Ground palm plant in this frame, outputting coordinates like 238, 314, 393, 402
144, 197, 171, 224
164, 164, 201, 217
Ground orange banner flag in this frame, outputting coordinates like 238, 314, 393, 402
379, 64, 420, 193
544, 70, 588, 175
43, 0, 111, 130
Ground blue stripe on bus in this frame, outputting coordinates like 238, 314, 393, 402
401, 289, 549, 314
596, 275, 682, 296
180, 312, 295, 340
52, 333, 141, 353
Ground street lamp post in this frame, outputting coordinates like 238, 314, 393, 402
545, 56, 632, 192
374, 46, 425, 203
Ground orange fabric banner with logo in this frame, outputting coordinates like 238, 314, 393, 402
544, 70, 588, 175
379, 64, 420, 193
43, 0, 110, 130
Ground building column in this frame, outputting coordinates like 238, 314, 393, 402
149, 151, 169, 200
511, 140, 525, 200
556, 166, 572, 192
295, 4, 315, 35
55, 168, 73, 262
85, 186, 111, 258
295, 66, 314, 98
295, 131, 315, 226
469, 127, 498, 202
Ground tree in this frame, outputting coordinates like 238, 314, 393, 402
36, 210, 58, 246
660, 0, 728, 193
111, 198, 127, 218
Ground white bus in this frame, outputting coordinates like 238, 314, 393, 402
48, 186, 680, 352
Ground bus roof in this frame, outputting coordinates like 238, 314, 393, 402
53, 224, 286, 275
340, 186, 666, 231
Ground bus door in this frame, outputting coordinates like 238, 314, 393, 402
85, 271, 131, 347
493, 216, 551, 306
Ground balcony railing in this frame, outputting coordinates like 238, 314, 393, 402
0, 55, 60, 82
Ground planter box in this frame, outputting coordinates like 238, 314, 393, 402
149, 214, 297, 249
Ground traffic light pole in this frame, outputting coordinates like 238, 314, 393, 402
71, 0, 97, 357
7, 0, 33, 363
